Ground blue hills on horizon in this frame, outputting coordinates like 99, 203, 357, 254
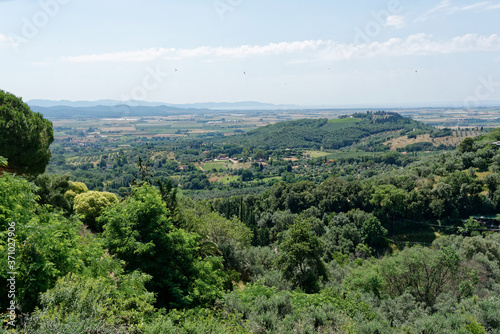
27, 99, 293, 110
27, 99, 500, 117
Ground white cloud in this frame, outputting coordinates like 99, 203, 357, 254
460, 2, 490, 11
315, 33, 500, 62
415, 0, 452, 22
60, 34, 500, 64
0, 33, 22, 49
61, 40, 327, 63
0, 33, 13, 45
386, 15, 405, 29
30, 61, 53, 66
416, 1, 498, 22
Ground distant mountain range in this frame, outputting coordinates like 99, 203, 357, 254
27, 99, 294, 110
27, 99, 500, 115
29, 105, 205, 119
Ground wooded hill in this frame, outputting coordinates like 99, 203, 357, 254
225, 111, 436, 150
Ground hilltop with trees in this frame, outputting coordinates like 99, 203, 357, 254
225, 112, 436, 151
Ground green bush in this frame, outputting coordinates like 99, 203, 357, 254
26, 272, 156, 333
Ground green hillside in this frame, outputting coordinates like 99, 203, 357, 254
226, 111, 435, 150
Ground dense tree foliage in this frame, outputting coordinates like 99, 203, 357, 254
99, 185, 228, 309
276, 218, 328, 293
33, 173, 72, 212
26, 272, 156, 333
73, 190, 119, 231
0, 90, 54, 175
0, 173, 127, 316
100, 185, 198, 308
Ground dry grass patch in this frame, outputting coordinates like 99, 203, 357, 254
385, 133, 466, 151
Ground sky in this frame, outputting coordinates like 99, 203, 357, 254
1, 0, 500, 107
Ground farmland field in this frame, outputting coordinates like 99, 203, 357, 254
48, 107, 500, 149
201, 161, 230, 171
304, 150, 330, 158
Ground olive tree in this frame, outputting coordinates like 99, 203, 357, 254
73, 191, 118, 231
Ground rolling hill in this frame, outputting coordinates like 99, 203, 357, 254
224, 111, 437, 150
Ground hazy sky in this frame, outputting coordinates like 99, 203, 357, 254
1, 0, 500, 107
